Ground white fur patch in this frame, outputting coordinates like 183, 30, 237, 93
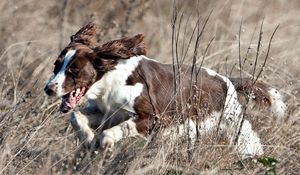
70, 111, 95, 144
163, 112, 222, 144
268, 88, 286, 118
198, 112, 221, 133
202, 68, 264, 157
86, 56, 144, 113
163, 118, 197, 143
141, 55, 158, 62
47, 50, 76, 96
236, 119, 264, 157
203, 68, 242, 122
99, 118, 140, 148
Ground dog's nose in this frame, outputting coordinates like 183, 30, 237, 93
44, 83, 57, 96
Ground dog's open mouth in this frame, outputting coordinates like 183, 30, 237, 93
60, 87, 87, 113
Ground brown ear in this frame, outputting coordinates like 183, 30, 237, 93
95, 34, 147, 59
70, 22, 98, 47
92, 57, 118, 72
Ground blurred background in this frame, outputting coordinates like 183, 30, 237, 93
0, 0, 299, 174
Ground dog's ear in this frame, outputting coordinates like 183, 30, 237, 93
94, 34, 147, 59
70, 22, 98, 47
90, 34, 147, 72
91, 57, 118, 72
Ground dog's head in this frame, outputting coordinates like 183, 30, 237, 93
44, 23, 147, 113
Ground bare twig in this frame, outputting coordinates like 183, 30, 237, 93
253, 25, 280, 84
251, 19, 264, 83
58, 0, 69, 50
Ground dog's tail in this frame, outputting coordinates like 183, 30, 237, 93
230, 77, 286, 118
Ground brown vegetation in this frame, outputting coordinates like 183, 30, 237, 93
0, 0, 299, 174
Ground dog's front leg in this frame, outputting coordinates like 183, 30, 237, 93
92, 118, 142, 151
70, 109, 103, 149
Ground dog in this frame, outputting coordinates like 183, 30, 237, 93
44, 23, 286, 157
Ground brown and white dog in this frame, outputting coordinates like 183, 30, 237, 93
44, 23, 286, 157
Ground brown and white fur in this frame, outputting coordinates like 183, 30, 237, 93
44, 23, 286, 157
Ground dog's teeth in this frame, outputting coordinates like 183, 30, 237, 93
75, 89, 80, 96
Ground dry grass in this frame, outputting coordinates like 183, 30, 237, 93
0, 0, 299, 174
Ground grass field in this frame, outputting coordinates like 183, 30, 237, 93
0, 0, 299, 174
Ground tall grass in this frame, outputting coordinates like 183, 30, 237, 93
0, 0, 299, 174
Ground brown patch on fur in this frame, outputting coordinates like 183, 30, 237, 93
91, 55, 119, 73
70, 22, 98, 47
95, 34, 147, 59
126, 59, 228, 133
90, 34, 148, 74
230, 78, 272, 108
60, 43, 98, 93
49, 33, 148, 97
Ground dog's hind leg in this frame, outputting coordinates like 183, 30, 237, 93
235, 119, 264, 158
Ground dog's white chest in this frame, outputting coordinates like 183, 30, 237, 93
86, 56, 144, 113
106, 83, 143, 113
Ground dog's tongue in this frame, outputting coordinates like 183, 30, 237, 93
60, 87, 86, 113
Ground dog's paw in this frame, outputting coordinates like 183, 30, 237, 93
82, 135, 94, 150
90, 138, 99, 151
99, 131, 115, 151
91, 131, 115, 152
